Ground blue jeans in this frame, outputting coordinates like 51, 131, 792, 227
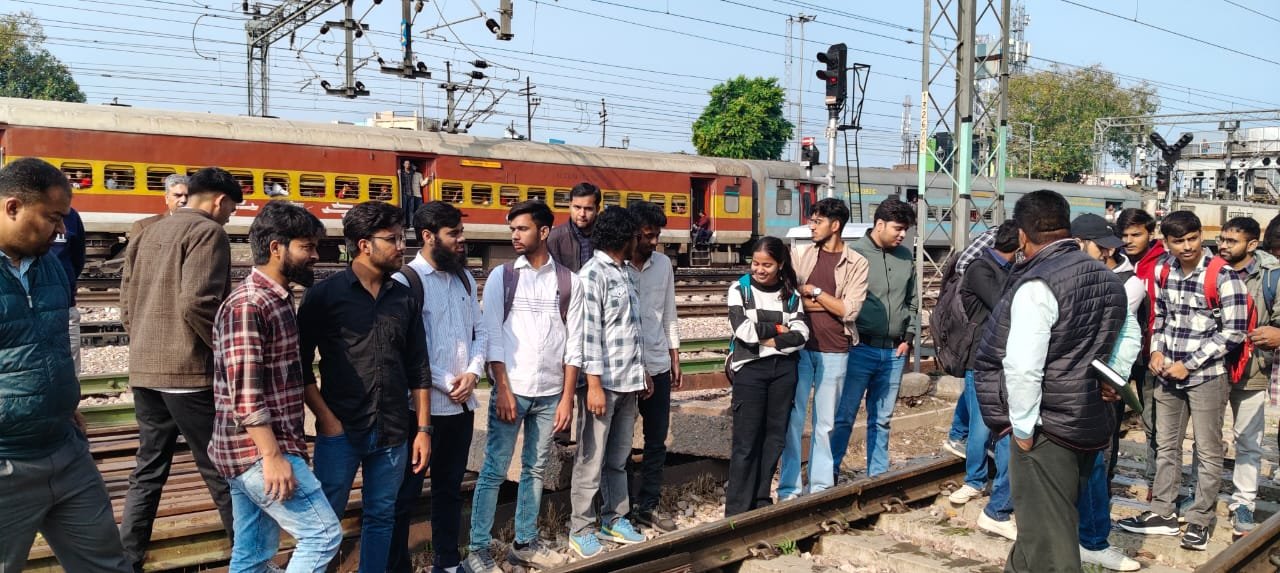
831, 343, 906, 476
778, 349, 847, 499
961, 371, 991, 489
227, 454, 342, 573
983, 434, 1014, 521
469, 393, 559, 550
1077, 451, 1111, 550
314, 430, 407, 573
949, 384, 970, 442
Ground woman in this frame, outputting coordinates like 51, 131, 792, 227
725, 236, 810, 516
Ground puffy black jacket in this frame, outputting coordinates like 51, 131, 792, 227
974, 239, 1126, 451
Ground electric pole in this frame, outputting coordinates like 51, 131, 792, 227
600, 99, 608, 147
786, 13, 816, 161
321, 0, 370, 99
244, 0, 342, 117
521, 77, 540, 140
442, 61, 460, 133
380, 0, 431, 81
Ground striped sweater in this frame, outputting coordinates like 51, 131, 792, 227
727, 279, 810, 371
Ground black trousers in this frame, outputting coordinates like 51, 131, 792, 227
1006, 433, 1094, 573
634, 371, 672, 512
119, 388, 234, 570
389, 448, 426, 573
725, 356, 798, 517
432, 411, 475, 568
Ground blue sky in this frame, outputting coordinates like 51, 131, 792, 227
7, 0, 1278, 167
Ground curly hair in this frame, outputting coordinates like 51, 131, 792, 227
590, 206, 638, 252
0, 157, 70, 203
628, 200, 667, 229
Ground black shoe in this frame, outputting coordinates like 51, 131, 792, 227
1117, 511, 1180, 536
632, 509, 677, 533
1181, 524, 1210, 550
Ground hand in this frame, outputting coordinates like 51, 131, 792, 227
494, 386, 518, 423
587, 385, 606, 417
317, 415, 343, 437
1163, 361, 1189, 381
553, 397, 574, 433
641, 374, 655, 400
1149, 352, 1166, 375
261, 453, 296, 501
1014, 435, 1034, 452
777, 324, 791, 334
73, 410, 87, 433
449, 373, 478, 404
1250, 326, 1280, 350
411, 432, 432, 474
895, 341, 911, 358
802, 300, 824, 313
798, 284, 816, 297
761, 338, 777, 348
671, 362, 683, 391
1100, 384, 1120, 402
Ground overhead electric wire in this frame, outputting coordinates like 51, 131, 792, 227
1058, 0, 1280, 67
1220, 0, 1280, 25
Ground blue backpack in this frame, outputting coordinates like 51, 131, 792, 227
725, 274, 801, 381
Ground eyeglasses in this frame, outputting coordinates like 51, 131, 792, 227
369, 235, 406, 247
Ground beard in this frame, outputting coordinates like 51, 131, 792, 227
282, 255, 315, 287
431, 242, 465, 273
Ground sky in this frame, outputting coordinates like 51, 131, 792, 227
6, 0, 1279, 168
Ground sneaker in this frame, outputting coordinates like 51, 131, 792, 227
598, 517, 646, 544
569, 532, 603, 558
1181, 523, 1210, 551
948, 484, 983, 505
942, 438, 967, 459
977, 512, 1017, 541
1079, 545, 1140, 571
461, 547, 499, 573
1232, 505, 1256, 537
508, 538, 569, 569
633, 509, 678, 533
1117, 511, 1180, 536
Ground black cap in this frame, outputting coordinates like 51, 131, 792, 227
1071, 213, 1124, 249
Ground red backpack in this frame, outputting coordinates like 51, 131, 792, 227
1156, 256, 1254, 384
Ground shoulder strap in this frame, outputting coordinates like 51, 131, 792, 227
1264, 267, 1280, 313
455, 268, 473, 296
555, 263, 572, 324
502, 262, 518, 325
1204, 256, 1226, 309
399, 264, 425, 315
1157, 261, 1170, 289
737, 274, 754, 310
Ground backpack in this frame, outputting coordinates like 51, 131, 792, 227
1155, 256, 1257, 384
929, 254, 974, 377
500, 261, 573, 324
724, 274, 800, 382
398, 263, 472, 316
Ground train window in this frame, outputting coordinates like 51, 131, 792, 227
649, 193, 667, 213
723, 186, 740, 214
104, 165, 135, 190
229, 170, 255, 196
939, 207, 951, 222
441, 182, 464, 204
906, 187, 919, 203
61, 162, 94, 189
471, 184, 493, 206
671, 195, 688, 215
553, 189, 570, 209
776, 186, 792, 216
369, 178, 393, 201
299, 174, 327, 198
335, 176, 361, 200
527, 187, 547, 203
982, 205, 995, 223
603, 192, 621, 208
626, 193, 645, 206
499, 186, 520, 206
264, 173, 290, 197
144, 167, 176, 192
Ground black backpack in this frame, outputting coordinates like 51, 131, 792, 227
929, 254, 974, 377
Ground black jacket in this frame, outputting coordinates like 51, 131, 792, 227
547, 222, 587, 273
960, 250, 1011, 370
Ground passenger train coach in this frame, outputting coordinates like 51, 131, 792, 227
0, 98, 1139, 266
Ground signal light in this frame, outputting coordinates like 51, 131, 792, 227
815, 43, 847, 110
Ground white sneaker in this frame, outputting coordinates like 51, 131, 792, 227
1080, 545, 1140, 571
948, 484, 983, 505
977, 512, 1017, 541
942, 438, 967, 459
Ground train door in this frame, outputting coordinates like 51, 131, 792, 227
395, 155, 435, 203
798, 183, 818, 225
691, 177, 712, 220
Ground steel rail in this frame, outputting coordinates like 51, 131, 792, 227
1195, 510, 1280, 572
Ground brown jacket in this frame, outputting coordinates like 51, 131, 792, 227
547, 222, 587, 273
793, 242, 869, 346
128, 213, 166, 241
121, 209, 231, 388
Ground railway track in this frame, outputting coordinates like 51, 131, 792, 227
1196, 512, 1280, 572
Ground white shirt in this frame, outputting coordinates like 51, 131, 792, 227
482, 256, 584, 398
394, 254, 487, 416
630, 252, 680, 375
1112, 257, 1146, 316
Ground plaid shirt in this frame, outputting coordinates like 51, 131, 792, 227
209, 269, 308, 478
1151, 251, 1249, 389
577, 250, 646, 393
955, 227, 997, 275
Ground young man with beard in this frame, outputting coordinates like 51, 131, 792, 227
778, 198, 868, 501
119, 167, 242, 571
546, 182, 600, 273
0, 158, 130, 572
300, 201, 432, 573
1117, 208, 1166, 478
1118, 211, 1247, 551
462, 200, 579, 573
391, 201, 487, 573
627, 200, 684, 531
831, 197, 918, 478
209, 201, 343, 572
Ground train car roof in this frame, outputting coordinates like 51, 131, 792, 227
0, 97, 753, 177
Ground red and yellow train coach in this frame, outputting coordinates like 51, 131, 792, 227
0, 98, 754, 265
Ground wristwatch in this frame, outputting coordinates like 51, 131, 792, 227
418, 425, 434, 436
810, 287, 823, 299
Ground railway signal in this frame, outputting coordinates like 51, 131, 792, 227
815, 43, 848, 111
1149, 132, 1193, 193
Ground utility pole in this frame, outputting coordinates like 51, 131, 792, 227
599, 99, 608, 147
244, 0, 342, 116
901, 95, 913, 166
521, 77, 540, 140
1222, 120, 1240, 199
787, 14, 816, 161
380, 0, 431, 81
441, 61, 460, 133
321, 0, 370, 99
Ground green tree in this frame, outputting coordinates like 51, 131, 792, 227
0, 12, 85, 103
692, 76, 792, 160
1008, 65, 1156, 182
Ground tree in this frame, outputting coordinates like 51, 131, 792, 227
1007, 65, 1156, 182
692, 76, 792, 160
0, 12, 85, 103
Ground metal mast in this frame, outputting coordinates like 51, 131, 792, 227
245, 0, 342, 117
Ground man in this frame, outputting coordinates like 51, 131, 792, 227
627, 200, 684, 531
779, 198, 868, 501
973, 190, 1131, 572
943, 226, 1000, 458
300, 201, 432, 573
1117, 211, 1247, 551
462, 200, 578, 573
391, 201, 486, 573
119, 167, 242, 571
129, 173, 189, 240
209, 201, 343, 572
568, 207, 651, 558
398, 161, 426, 230
0, 158, 130, 572
1116, 208, 1167, 478
831, 196, 918, 477
547, 182, 601, 273
49, 206, 86, 374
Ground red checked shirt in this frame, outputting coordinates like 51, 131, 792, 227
209, 268, 308, 478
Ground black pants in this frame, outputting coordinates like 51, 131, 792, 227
119, 388, 234, 570
725, 356, 798, 517
431, 411, 475, 568
634, 371, 672, 512
1006, 433, 1094, 573
389, 450, 426, 573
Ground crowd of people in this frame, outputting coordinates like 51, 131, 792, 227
0, 153, 1271, 573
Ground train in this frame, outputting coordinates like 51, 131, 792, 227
0, 97, 1140, 267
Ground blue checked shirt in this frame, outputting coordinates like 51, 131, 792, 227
955, 227, 997, 275
576, 250, 646, 393
1151, 250, 1249, 389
